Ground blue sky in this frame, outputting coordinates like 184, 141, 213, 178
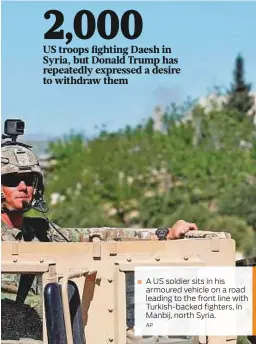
1, 1, 256, 138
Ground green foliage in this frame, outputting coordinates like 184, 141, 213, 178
218, 183, 256, 229
206, 215, 255, 257
43, 96, 256, 256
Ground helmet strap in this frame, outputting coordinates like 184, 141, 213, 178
30, 175, 49, 213
31, 191, 49, 213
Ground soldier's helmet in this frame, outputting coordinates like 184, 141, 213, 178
1, 119, 47, 213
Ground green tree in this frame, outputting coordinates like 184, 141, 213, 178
225, 54, 255, 119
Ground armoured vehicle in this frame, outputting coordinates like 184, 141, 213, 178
2, 228, 252, 344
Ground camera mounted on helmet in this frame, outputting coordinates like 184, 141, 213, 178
2, 119, 32, 149
1, 119, 49, 213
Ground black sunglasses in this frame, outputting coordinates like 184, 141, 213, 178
1, 173, 37, 187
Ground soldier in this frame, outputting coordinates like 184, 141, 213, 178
1, 119, 198, 303
1, 120, 199, 343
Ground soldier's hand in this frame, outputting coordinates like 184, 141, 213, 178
167, 220, 198, 240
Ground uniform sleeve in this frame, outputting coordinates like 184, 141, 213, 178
1, 222, 22, 241
47, 222, 83, 242
76, 227, 155, 241
104, 228, 154, 241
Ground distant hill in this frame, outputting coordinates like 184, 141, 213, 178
23, 134, 57, 156
24, 140, 51, 156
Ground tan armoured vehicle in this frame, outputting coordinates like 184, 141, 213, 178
2, 228, 242, 344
